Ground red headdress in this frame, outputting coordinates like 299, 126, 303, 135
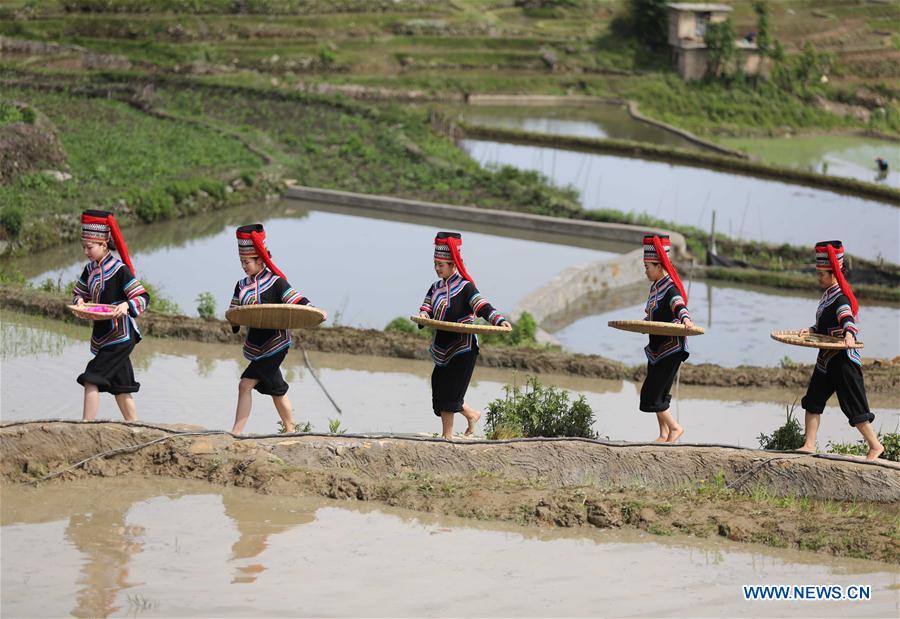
81, 210, 135, 274
434, 231, 475, 286
236, 224, 287, 280
643, 234, 687, 303
815, 240, 858, 317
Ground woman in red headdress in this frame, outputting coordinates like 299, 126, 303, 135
73, 210, 150, 421
798, 240, 883, 460
638, 234, 694, 443
229, 224, 323, 435
418, 232, 511, 440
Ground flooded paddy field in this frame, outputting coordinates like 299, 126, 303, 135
17, 200, 900, 368
3, 313, 897, 447
556, 279, 900, 366
444, 103, 707, 152
718, 134, 900, 187
454, 104, 900, 187
23, 200, 615, 329
2, 477, 898, 618
461, 139, 899, 263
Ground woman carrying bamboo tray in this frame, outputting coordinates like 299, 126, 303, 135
228, 224, 326, 435
794, 241, 882, 460
72, 210, 150, 422
636, 234, 695, 443
418, 232, 511, 440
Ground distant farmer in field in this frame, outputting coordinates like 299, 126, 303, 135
638, 234, 695, 443
418, 232, 511, 440
73, 210, 150, 422
797, 240, 883, 460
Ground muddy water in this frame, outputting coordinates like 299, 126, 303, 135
2, 478, 898, 618
446, 103, 706, 151
557, 279, 900, 366
23, 200, 614, 328
461, 139, 900, 263
719, 134, 900, 187
2, 313, 897, 447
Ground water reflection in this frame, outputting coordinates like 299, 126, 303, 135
445, 103, 706, 151
2, 479, 898, 618
462, 139, 900, 263
25, 201, 613, 327
2, 313, 897, 446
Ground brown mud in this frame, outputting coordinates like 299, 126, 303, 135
3, 286, 899, 393
2, 421, 898, 563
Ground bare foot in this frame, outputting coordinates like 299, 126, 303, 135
666, 427, 684, 443
441, 433, 454, 441
464, 410, 482, 437
866, 445, 885, 461
797, 444, 816, 453
653, 435, 669, 443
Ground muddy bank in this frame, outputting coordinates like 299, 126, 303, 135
3, 286, 899, 393
2, 421, 899, 563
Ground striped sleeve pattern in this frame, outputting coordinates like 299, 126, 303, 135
72, 266, 90, 304
280, 283, 306, 305
124, 276, 149, 317
469, 288, 505, 326
668, 291, 691, 324
420, 285, 434, 316
836, 303, 859, 339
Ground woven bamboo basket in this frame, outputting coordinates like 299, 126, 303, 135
608, 319, 705, 336
67, 303, 119, 321
226, 304, 326, 330
410, 315, 512, 335
771, 330, 863, 350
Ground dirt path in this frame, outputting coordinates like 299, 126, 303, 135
2, 421, 898, 563
4, 286, 899, 393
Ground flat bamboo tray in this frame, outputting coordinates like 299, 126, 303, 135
411, 315, 512, 335
226, 304, 326, 330
771, 330, 863, 350
608, 319, 705, 336
67, 303, 118, 321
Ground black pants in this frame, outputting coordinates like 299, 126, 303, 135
801, 355, 874, 427
77, 339, 140, 395
431, 347, 478, 416
639, 352, 685, 413
241, 349, 290, 396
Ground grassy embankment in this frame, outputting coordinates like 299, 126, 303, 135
1, 1, 897, 298
0, 0, 897, 138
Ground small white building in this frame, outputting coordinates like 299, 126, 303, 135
667, 3, 764, 80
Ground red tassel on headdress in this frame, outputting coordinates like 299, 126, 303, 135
106, 215, 135, 275
81, 212, 135, 275
652, 236, 688, 304
436, 236, 475, 287
827, 244, 859, 317
249, 230, 287, 280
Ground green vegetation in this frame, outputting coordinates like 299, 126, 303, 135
757, 404, 805, 451
827, 432, 899, 462
195, 291, 216, 320
328, 418, 347, 434
0, 85, 266, 253
0, 100, 34, 126
278, 419, 313, 433
485, 375, 597, 440
384, 316, 426, 337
